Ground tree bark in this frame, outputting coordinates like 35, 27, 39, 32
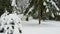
38, 10, 41, 24
39, 17, 41, 24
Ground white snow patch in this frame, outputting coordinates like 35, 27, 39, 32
51, 12, 55, 18
22, 20, 60, 34
43, 2, 47, 6
11, 0, 16, 6
46, 8, 49, 12
58, 13, 60, 15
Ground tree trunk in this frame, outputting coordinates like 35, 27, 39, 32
38, 10, 41, 24
26, 15, 29, 21
39, 17, 41, 24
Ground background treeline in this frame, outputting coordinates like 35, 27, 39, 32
0, 0, 60, 22
24, 0, 60, 21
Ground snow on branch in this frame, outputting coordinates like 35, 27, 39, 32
50, 0, 60, 11
11, 0, 16, 6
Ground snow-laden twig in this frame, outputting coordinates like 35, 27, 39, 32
50, 0, 60, 11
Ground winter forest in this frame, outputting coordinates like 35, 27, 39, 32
0, 0, 60, 34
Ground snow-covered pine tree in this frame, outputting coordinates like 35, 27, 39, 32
0, 0, 22, 34
24, 0, 60, 24
44, 0, 60, 20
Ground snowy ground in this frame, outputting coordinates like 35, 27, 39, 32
21, 19, 60, 34
0, 13, 60, 34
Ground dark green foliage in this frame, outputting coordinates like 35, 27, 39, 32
24, 0, 60, 22
24, 0, 38, 15
55, 15, 60, 21
24, 0, 45, 24
0, 0, 12, 16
